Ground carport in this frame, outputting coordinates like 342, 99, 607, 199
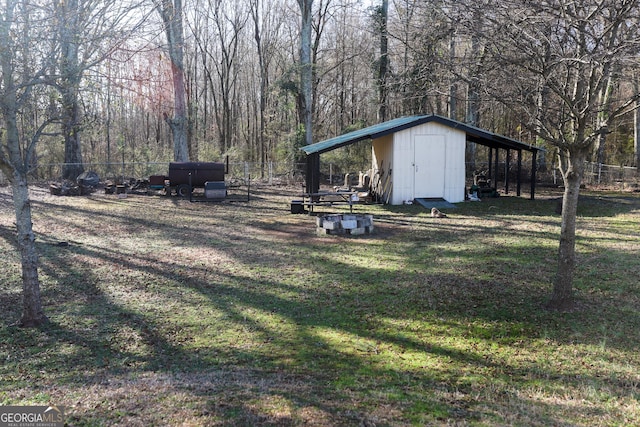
301, 114, 540, 202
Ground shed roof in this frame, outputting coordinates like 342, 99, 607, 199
300, 114, 539, 156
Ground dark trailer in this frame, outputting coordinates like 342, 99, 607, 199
165, 161, 226, 197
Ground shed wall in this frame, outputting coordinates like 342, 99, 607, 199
385, 122, 465, 204
371, 135, 393, 201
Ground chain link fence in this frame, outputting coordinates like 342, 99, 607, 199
0, 161, 357, 188
582, 162, 639, 188
0, 160, 637, 190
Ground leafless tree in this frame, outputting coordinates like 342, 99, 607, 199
375, 0, 389, 122
457, 0, 640, 310
0, 0, 59, 326
297, 0, 314, 148
249, 0, 284, 175
153, 0, 190, 162
635, 74, 640, 169
54, 0, 149, 180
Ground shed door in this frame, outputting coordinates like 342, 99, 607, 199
414, 135, 445, 199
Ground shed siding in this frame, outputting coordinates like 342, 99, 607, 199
392, 130, 414, 204
443, 130, 466, 203
371, 135, 393, 202
387, 122, 465, 204
371, 122, 466, 205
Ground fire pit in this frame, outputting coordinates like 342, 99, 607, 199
316, 214, 374, 236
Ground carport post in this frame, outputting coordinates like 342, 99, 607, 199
517, 149, 522, 197
530, 150, 537, 200
493, 147, 499, 190
306, 153, 321, 194
505, 149, 510, 194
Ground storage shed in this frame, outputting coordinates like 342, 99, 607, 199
301, 114, 540, 204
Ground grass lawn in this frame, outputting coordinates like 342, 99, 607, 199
0, 183, 639, 426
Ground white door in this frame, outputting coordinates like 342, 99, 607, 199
413, 135, 445, 199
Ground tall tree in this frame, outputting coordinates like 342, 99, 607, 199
297, 0, 313, 147
297, 0, 316, 193
154, 0, 189, 161
635, 73, 640, 170
0, 0, 57, 327
56, 0, 85, 180
459, 0, 640, 310
375, 0, 389, 122
249, 0, 283, 175
55, 0, 147, 180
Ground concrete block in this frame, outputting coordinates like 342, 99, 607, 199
323, 220, 341, 230
341, 219, 358, 229
357, 218, 372, 228
349, 227, 366, 235
316, 227, 330, 236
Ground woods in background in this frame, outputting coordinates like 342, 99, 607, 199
5, 0, 637, 181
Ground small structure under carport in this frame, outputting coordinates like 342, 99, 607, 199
300, 114, 540, 204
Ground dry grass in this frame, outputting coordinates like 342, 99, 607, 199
0, 183, 639, 426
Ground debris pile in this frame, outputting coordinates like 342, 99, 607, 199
49, 181, 92, 196
316, 214, 374, 236
49, 171, 100, 196
104, 178, 150, 195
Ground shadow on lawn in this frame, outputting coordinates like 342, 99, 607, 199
0, 188, 638, 425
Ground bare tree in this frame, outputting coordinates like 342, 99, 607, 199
0, 0, 58, 327
249, 0, 284, 175
459, 0, 640, 310
375, 0, 389, 122
54, 0, 149, 180
212, 1, 248, 154
56, 0, 86, 180
635, 73, 640, 170
153, 0, 190, 161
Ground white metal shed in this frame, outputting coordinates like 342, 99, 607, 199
301, 115, 540, 204
372, 120, 466, 204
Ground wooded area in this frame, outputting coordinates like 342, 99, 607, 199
3, 0, 640, 179
2, 0, 640, 324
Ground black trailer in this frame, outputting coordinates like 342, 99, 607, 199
151, 161, 227, 197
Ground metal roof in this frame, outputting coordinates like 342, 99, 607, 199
300, 114, 540, 155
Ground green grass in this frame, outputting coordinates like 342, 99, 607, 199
0, 185, 639, 425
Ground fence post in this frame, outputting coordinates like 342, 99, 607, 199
598, 163, 602, 185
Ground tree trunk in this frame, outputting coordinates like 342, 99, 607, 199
0, 0, 47, 327
298, 0, 316, 193
297, 0, 313, 147
251, 0, 269, 178
448, 33, 457, 120
377, 0, 389, 123
169, 60, 189, 162
156, 0, 189, 162
59, 0, 85, 181
634, 74, 640, 171
61, 84, 85, 180
594, 71, 615, 168
548, 149, 587, 311
12, 174, 47, 327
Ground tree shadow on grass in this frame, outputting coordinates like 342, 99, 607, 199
50, 237, 640, 422
0, 189, 638, 425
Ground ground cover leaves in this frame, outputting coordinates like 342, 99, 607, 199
0, 184, 639, 426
